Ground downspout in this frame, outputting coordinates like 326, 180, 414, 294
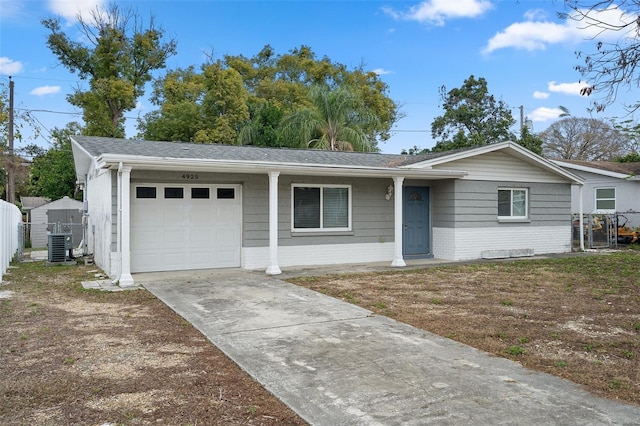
116, 162, 123, 281
578, 184, 584, 251
81, 177, 89, 256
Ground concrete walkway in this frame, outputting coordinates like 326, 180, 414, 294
138, 268, 640, 425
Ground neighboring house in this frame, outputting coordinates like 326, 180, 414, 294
21, 196, 50, 222
30, 196, 83, 248
552, 160, 640, 214
20, 196, 50, 245
71, 136, 582, 286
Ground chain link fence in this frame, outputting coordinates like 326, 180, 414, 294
573, 212, 640, 249
22, 222, 84, 250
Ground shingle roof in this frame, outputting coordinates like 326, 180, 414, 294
71, 136, 452, 169
20, 196, 50, 210
559, 159, 640, 176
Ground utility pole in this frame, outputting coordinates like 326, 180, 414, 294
519, 105, 524, 133
7, 76, 15, 204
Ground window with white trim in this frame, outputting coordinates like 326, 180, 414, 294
498, 188, 528, 218
595, 187, 616, 211
292, 184, 351, 231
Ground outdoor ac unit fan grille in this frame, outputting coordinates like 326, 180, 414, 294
48, 233, 71, 262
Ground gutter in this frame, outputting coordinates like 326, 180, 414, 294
95, 154, 468, 180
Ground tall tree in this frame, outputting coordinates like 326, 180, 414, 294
431, 75, 515, 152
613, 118, 640, 153
139, 63, 249, 144
193, 63, 249, 144
42, 4, 177, 137
138, 66, 206, 142
563, 1, 640, 112
225, 45, 398, 149
517, 126, 544, 155
237, 101, 286, 147
540, 117, 629, 160
29, 123, 83, 200
281, 84, 379, 152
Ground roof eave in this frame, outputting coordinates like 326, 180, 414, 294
70, 137, 96, 184
552, 160, 633, 180
96, 154, 468, 179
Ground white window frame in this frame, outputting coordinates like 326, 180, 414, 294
497, 188, 528, 219
291, 184, 352, 232
594, 187, 616, 212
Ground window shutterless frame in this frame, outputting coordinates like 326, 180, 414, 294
594, 187, 615, 211
291, 184, 352, 232
497, 188, 528, 219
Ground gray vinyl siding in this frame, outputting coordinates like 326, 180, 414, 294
430, 180, 456, 228
435, 180, 571, 228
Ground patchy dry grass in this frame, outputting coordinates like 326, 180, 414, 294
289, 251, 640, 405
0, 259, 305, 425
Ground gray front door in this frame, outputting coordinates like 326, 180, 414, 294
403, 187, 430, 256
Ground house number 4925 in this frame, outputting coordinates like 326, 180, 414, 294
181, 173, 199, 180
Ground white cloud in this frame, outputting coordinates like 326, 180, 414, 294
47, 0, 105, 22
30, 86, 61, 96
0, 57, 23, 75
547, 81, 591, 96
484, 5, 635, 53
484, 21, 572, 53
529, 107, 565, 121
533, 91, 549, 99
1, 1, 25, 19
383, 0, 492, 26
523, 9, 547, 21
372, 68, 392, 75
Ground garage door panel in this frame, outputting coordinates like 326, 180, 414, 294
132, 229, 162, 250
189, 250, 215, 269
131, 184, 241, 273
187, 230, 213, 245
216, 226, 240, 242
132, 253, 160, 272
161, 251, 189, 269
164, 228, 188, 244
216, 205, 240, 221
191, 207, 213, 222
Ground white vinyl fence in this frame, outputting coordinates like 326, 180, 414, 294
1, 200, 22, 283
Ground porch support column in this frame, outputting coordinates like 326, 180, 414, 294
391, 176, 406, 267
118, 165, 135, 287
266, 171, 282, 275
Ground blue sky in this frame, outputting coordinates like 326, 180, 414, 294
1, 0, 637, 154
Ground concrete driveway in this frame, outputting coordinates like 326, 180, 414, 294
138, 268, 640, 425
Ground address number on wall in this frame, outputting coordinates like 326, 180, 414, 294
181, 173, 199, 180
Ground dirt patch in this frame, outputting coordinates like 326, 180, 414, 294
0, 261, 306, 425
289, 251, 640, 405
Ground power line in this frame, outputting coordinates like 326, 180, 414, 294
1, 74, 82, 84
25, 112, 54, 142
15, 108, 82, 116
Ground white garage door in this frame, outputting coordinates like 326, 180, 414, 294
130, 183, 241, 273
